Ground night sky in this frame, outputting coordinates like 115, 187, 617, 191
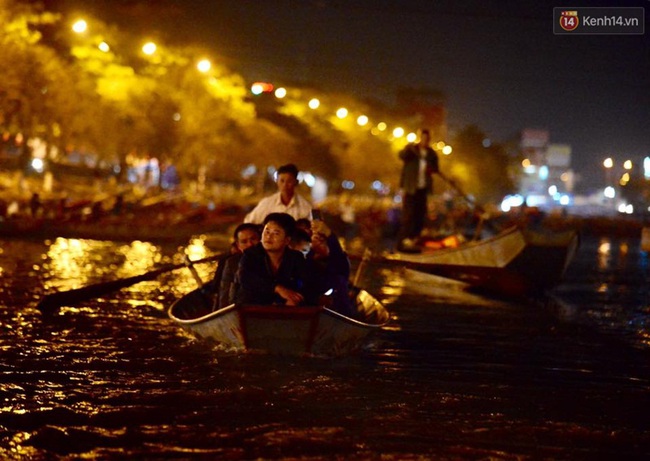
55, 0, 650, 192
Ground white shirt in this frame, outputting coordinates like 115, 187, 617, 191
417, 147, 428, 189
244, 191, 313, 224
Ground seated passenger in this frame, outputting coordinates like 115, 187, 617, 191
236, 212, 317, 306
309, 219, 354, 316
289, 228, 312, 257
215, 223, 261, 308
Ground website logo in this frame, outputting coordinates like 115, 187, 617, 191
559, 11, 579, 32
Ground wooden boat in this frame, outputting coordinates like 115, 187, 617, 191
167, 287, 390, 356
385, 226, 579, 298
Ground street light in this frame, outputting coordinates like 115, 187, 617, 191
142, 42, 157, 56
197, 59, 211, 73
603, 157, 613, 186
72, 19, 87, 34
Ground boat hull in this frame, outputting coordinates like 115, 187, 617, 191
387, 226, 579, 297
168, 288, 390, 356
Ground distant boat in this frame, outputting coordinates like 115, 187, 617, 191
168, 287, 390, 357
384, 226, 580, 298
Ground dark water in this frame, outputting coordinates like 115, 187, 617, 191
1, 234, 649, 460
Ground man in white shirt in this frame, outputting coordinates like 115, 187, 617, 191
244, 163, 313, 224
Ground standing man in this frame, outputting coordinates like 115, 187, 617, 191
397, 129, 439, 251
244, 163, 313, 224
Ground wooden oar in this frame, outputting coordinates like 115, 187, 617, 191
436, 171, 497, 238
37, 252, 226, 312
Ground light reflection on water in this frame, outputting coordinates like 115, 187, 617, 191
0, 235, 648, 459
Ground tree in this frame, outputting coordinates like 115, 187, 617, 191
447, 125, 515, 204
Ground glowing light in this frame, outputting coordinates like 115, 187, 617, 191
308, 98, 320, 109
392, 127, 404, 138
377, 122, 387, 131
336, 108, 348, 119
251, 82, 273, 94
31, 158, 44, 173
548, 185, 558, 195
302, 173, 316, 187
274, 87, 287, 98
72, 19, 87, 34
500, 194, 524, 212
435, 141, 446, 150
357, 115, 369, 126
539, 165, 549, 180
645, 157, 650, 179
197, 59, 211, 73
342, 180, 355, 190
442, 145, 452, 155
604, 186, 616, 198
522, 158, 531, 168
142, 42, 157, 55
98, 42, 110, 52
406, 132, 417, 142
623, 159, 632, 170
620, 172, 630, 185
603, 157, 613, 169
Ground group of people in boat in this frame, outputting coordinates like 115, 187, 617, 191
206, 163, 354, 316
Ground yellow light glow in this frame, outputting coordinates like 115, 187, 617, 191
72, 19, 87, 34
435, 141, 445, 150
442, 145, 452, 155
142, 42, 157, 55
357, 115, 369, 126
98, 42, 110, 52
197, 59, 211, 73
603, 157, 613, 169
308, 98, 320, 109
392, 127, 404, 138
522, 158, 531, 167
377, 122, 387, 131
406, 132, 417, 142
336, 108, 348, 119
274, 87, 287, 98
624, 160, 632, 170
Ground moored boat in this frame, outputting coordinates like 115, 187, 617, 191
168, 287, 390, 356
384, 226, 579, 298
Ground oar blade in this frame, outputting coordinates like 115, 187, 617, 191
37, 253, 225, 313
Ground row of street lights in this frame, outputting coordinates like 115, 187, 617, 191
71, 17, 453, 158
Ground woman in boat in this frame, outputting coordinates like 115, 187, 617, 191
236, 212, 318, 306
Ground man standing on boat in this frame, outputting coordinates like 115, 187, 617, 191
397, 128, 439, 251
244, 163, 313, 224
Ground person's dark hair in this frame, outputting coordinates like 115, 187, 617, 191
420, 129, 430, 136
295, 218, 311, 231
276, 163, 299, 179
263, 212, 296, 236
233, 223, 261, 241
292, 228, 311, 244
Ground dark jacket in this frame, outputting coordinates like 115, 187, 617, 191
399, 143, 439, 195
218, 253, 242, 308
310, 233, 353, 316
236, 243, 317, 305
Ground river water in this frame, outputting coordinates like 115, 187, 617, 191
1, 234, 649, 459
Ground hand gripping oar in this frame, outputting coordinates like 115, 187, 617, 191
37, 252, 225, 312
